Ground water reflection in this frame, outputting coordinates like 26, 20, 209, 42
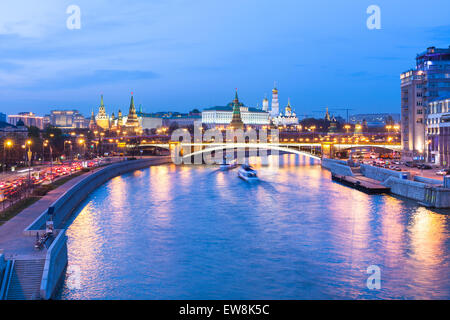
59, 155, 450, 300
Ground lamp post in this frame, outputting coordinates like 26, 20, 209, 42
78, 138, 85, 160
26, 139, 32, 193
344, 124, 351, 134
3, 139, 13, 175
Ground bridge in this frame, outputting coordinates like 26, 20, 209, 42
128, 142, 402, 163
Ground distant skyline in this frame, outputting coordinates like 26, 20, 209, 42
0, 0, 449, 119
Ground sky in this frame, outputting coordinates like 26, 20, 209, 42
0, 0, 449, 119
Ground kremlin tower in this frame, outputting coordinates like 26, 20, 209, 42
89, 110, 97, 131
229, 89, 244, 130
95, 94, 110, 130
124, 93, 142, 134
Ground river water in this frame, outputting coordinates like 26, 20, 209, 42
58, 155, 450, 299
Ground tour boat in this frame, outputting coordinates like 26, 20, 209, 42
238, 164, 259, 182
219, 158, 237, 171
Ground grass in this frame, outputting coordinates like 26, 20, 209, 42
0, 197, 41, 225
0, 169, 90, 225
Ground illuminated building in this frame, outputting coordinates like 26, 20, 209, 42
401, 46, 450, 161
48, 110, 85, 129
262, 96, 269, 112
8, 112, 44, 129
123, 93, 142, 134
95, 95, 110, 130
270, 84, 279, 118
229, 90, 245, 129
202, 92, 269, 128
427, 97, 450, 166
272, 99, 299, 126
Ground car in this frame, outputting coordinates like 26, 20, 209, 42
436, 168, 450, 176
405, 161, 414, 167
417, 164, 432, 170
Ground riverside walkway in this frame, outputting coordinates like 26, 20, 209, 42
0, 157, 170, 260
0, 170, 92, 260
0, 156, 170, 300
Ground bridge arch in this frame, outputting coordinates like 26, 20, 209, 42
180, 144, 322, 161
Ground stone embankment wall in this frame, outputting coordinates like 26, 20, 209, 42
22, 157, 170, 299
322, 159, 449, 208
383, 177, 450, 208
321, 158, 354, 176
40, 230, 68, 300
360, 164, 410, 181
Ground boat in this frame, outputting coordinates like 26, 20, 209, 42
219, 157, 238, 171
238, 164, 259, 182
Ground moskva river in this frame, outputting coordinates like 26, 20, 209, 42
58, 155, 450, 299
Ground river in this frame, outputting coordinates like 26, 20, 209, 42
58, 155, 450, 299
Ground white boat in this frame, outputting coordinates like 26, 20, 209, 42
238, 164, 259, 182
219, 158, 237, 171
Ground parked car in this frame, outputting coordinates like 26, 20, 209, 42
405, 161, 414, 167
436, 168, 450, 176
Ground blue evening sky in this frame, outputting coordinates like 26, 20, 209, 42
0, 0, 449, 118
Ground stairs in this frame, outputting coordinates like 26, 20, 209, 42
351, 167, 363, 176
6, 259, 45, 300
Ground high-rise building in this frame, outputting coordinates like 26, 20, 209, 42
427, 97, 450, 166
8, 112, 44, 129
0, 112, 6, 123
401, 46, 450, 161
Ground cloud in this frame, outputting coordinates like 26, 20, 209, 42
20, 69, 160, 90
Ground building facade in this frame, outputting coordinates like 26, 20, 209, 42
272, 99, 299, 126
427, 97, 450, 166
48, 110, 86, 129
401, 46, 450, 161
202, 106, 269, 128
8, 112, 44, 129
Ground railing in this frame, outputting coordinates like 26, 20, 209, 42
0, 260, 14, 300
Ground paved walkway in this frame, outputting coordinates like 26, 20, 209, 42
0, 171, 91, 259
0, 157, 169, 260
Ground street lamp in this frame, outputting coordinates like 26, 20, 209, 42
26, 139, 32, 192
3, 139, 13, 174
78, 138, 85, 159
344, 124, 351, 134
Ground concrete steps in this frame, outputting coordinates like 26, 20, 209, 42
6, 259, 45, 300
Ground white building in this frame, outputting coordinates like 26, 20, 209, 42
202, 106, 269, 127
271, 99, 299, 126
427, 97, 450, 166
270, 86, 279, 118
